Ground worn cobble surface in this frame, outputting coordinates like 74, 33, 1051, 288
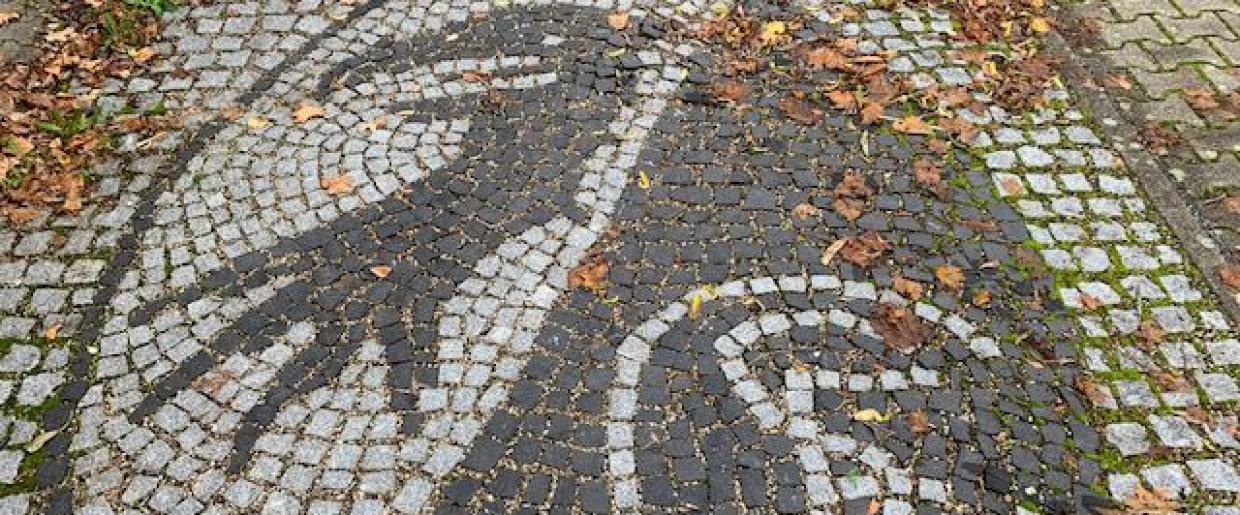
0, 0, 1236, 512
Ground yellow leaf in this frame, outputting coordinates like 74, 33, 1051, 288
291, 101, 325, 123
758, 20, 789, 46
42, 323, 61, 340
892, 116, 933, 135
853, 409, 890, 422
246, 116, 271, 130
935, 264, 965, 290
1029, 16, 1052, 33
129, 46, 157, 63
820, 238, 847, 267
370, 265, 392, 278
607, 10, 629, 30
689, 292, 703, 319
638, 171, 651, 189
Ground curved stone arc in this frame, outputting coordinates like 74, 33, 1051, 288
605, 274, 993, 511
72, 3, 707, 512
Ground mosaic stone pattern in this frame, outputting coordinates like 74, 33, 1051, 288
0, 0, 1234, 511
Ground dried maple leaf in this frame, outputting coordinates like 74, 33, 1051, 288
607, 11, 629, 30
893, 116, 933, 135
906, 410, 931, 433
320, 174, 355, 195
370, 265, 392, 278
872, 303, 930, 353
839, 231, 889, 267
778, 95, 823, 125
825, 89, 857, 112
913, 158, 941, 191
1183, 406, 1213, 426
925, 138, 951, 154
711, 81, 749, 103
1183, 87, 1221, 111
859, 101, 885, 125
568, 256, 610, 291
832, 170, 873, 222
892, 276, 924, 300
934, 264, 965, 290
359, 115, 388, 132
1219, 265, 1240, 290
792, 203, 820, 219
291, 101, 325, 123
192, 370, 238, 397
803, 46, 851, 70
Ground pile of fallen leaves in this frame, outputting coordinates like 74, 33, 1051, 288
0, 0, 175, 225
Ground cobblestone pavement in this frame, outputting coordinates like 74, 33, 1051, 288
1070, 0, 1240, 267
0, 0, 1237, 512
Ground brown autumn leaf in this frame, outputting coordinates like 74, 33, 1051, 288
1102, 74, 1133, 90
191, 370, 238, 397
913, 157, 941, 191
1183, 87, 1221, 112
461, 71, 494, 83
972, 290, 992, 307
820, 238, 848, 267
833, 170, 873, 221
1121, 486, 1179, 514
925, 138, 951, 154
997, 175, 1025, 196
1138, 319, 1164, 346
0, 10, 18, 26
370, 265, 392, 278
1140, 123, 1181, 155
1075, 376, 1111, 406
1152, 372, 1192, 392
1079, 292, 1101, 311
8, 136, 34, 156
291, 100, 325, 123
803, 46, 851, 70
906, 410, 931, 433
934, 264, 965, 290
568, 256, 609, 291
839, 231, 889, 267
1183, 406, 1213, 426
42, 323, 61, 340
320, 174, 355, 195
959, 219, 998, 232
871, 303, 930, 354
359, 115, 388, 132
792, 203, 820, 219
1219, 265, 1240, 290
867, 499, 881, 515
778, 95, 823, 125
937, 116, 978, 143
892, 276, 924, 300
825, 89, 857, 112
711, 81, 749, 103
1222, 196, 1240, 215
892, 115, 933, 135
607, 10, 629, 30
2, 207, 41, 225
859, 101, 885, 125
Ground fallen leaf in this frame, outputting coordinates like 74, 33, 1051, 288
246, 116, 271, 130
360, 115, 388, 132
607, 10, 629, 30
972, 290, 992, 307
8, 136, 34, 156
1079, 293, 1101, 311
959, 219, 998, 232
871, 303, 930, 353
778, 95, 823, 125
1223, 196, 1240, 214
934, 264, 965, 290
820, 238, 848, 267
711, 80, 749, 103
757, 20, 789, 47
859, 101, 885, 125
1122, 486, 1179, 513
2, 207, 41, 225
1183, 406, 1213, 426
892, 276, 924, 300
0, 10, 18, 26
1183, 87, 1221, 112
839, 231, 889, 267
568, 257, 610, 291
825, 89, 857, 112
913, 157, 941, 191
44, 27, 77, 42
1140, 123, 1181, 155
852, 408, 890, 422
1137, 319, 1164, 346
1075, 376, 1111, 407
129, 46, 157, 63
461, 71, 494, 83
1029, 16, 1052, 33
892, 116, 933, 135
867, 499, 881, 515
291, 100, 325, 123
1102, 74, 1133, 90
997, 175, 1025, 196
25, 429, 59, 453
320, 174, 354, 195
43, 323, 62, 340
637, 171, 652, 189
804, 47, 851, 70
689, 292, 703, 319
370, 265, 392, 278
192, 370, 238, 397
906, 410, 931, 433
833, 170, 873, 221
1220, 265, 1240, 290
1153, 372, 1192, 392
792, 203, 820, 219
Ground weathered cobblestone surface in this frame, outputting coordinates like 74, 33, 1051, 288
0, 0, 1236, 511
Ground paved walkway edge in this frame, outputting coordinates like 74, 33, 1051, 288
1043, 17, 1240, 324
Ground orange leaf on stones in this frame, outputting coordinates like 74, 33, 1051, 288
1138, 319, 1164, 346
906, 410, 932, 433
778, 94, 823, 125
1102, 74, 1133, 90
820, 238, 848, 267
934, 264, 964, 290
461, 71, 494, 83
913, 157, 941, 191
1183, 87, 1222, 112
568, 257, 610, 291
607, 11, 629, 30
320, 174, 354, 195
370, 265, 392, 278
892, 276, 924, 300
972, 289, 992, 307
859, 101, 885, 125
871, 303, 930, 354
1122, 486, 1179, 513
1028, 16, 1052, 33
1223, 195, 1240, 214
892, 115, 933, 135
1075, 376, 1111, 407
291, 100, 325, 123
711, 80, 749, 103
803, 46, 851, 70
997, 175, 1025, 196
832, 170, 873, 221
839, 231, 889, 267
1219, 265, 1240, 290
42, 323, 61, 340
0, 10, 18, 26
792, 203, 820, 219
826, 89, 858, 112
